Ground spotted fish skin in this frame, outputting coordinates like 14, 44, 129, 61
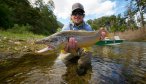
35, 30, 101, 50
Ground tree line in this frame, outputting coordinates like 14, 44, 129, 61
87, 0, 146, 32
0, 0, 62, 35
0, 0, 145, 34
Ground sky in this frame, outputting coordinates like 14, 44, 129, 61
53, 0, 130, 25
29, 0, 130, 25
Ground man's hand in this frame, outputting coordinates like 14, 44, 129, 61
64, 37, 78, 53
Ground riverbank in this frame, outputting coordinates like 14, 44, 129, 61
0, 29, 146, 61
112, 29, 146, 41
0, 30, 47, 61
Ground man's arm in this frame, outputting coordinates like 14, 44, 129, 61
84, 23, 92, 31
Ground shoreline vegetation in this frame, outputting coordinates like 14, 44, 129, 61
0, 30, 47, 61
110, 28, 146, 41
0, 28, 146, 61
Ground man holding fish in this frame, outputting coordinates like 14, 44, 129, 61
60, 3, 106, 75
36, 3, 107, 75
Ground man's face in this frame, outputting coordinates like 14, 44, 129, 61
71, 9, 84, 25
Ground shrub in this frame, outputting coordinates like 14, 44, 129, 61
7, 24, 32, 34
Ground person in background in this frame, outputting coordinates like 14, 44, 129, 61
59, 3, 106, 75
99, 27, 109, 40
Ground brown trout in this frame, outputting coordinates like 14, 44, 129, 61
35, 30, 102, 53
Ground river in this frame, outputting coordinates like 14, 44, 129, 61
0, 42, 146, 84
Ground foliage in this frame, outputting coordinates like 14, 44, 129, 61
56, 28, 62, 32
87, 0, 146, 32
0, 29, 44, 40
7, 24, 32, 34
125, 0, 146, 29
0, 0, 61, 35
87, 15, 128, 32
0, 3, 12, 28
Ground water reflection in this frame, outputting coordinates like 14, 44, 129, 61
93, 42, 146, 83
0, 53, 57, 83
0, 42, 146, 84
90, 57, 125, 84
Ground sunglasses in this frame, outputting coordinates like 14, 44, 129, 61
72, 12, 84, 16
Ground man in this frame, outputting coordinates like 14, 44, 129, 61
59, 3, 107, 75
62, 3, 92, 31
59, 3, 93, 75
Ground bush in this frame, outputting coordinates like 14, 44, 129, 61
56, 28, 62, 32
7, 24, 32, 34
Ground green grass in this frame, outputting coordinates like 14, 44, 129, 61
0, 30, 47, 59
0, 30, 45, 40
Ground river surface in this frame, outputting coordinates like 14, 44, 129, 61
0, 42, 146, 84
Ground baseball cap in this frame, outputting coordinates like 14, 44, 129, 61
72, 3, 85, 13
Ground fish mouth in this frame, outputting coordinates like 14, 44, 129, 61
36, 45, 56, 53
48, 45, 56, 49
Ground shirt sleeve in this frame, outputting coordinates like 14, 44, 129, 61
85, 24, 92, 31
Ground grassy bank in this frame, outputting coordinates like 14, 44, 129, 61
0, 30, 47, 60
0, 28, 146, 60
0, 30, 44, 40
113, 29, 146, 41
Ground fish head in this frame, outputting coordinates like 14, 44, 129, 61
35, 36, 68, 50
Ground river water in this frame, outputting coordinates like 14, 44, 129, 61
0, 42, 146, 84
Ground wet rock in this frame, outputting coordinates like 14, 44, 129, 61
24, 48, 33, 52
3, 37, 7, 40
14, 47, 19, 51
24, 46, 27, 48
0, 36, 46, 61
8, 40, 13, 43
0, 45, 4, 48
0, 52, 15, 60
14, 42, 21, 45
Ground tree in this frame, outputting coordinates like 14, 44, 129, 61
0, 0, 59, 35
87, 15, 127, 32
124, 0, 137, 30
33, 0, 58, 35
0, 3, 12, 29
135, 0, 146, 30
126, 0, 146, 31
